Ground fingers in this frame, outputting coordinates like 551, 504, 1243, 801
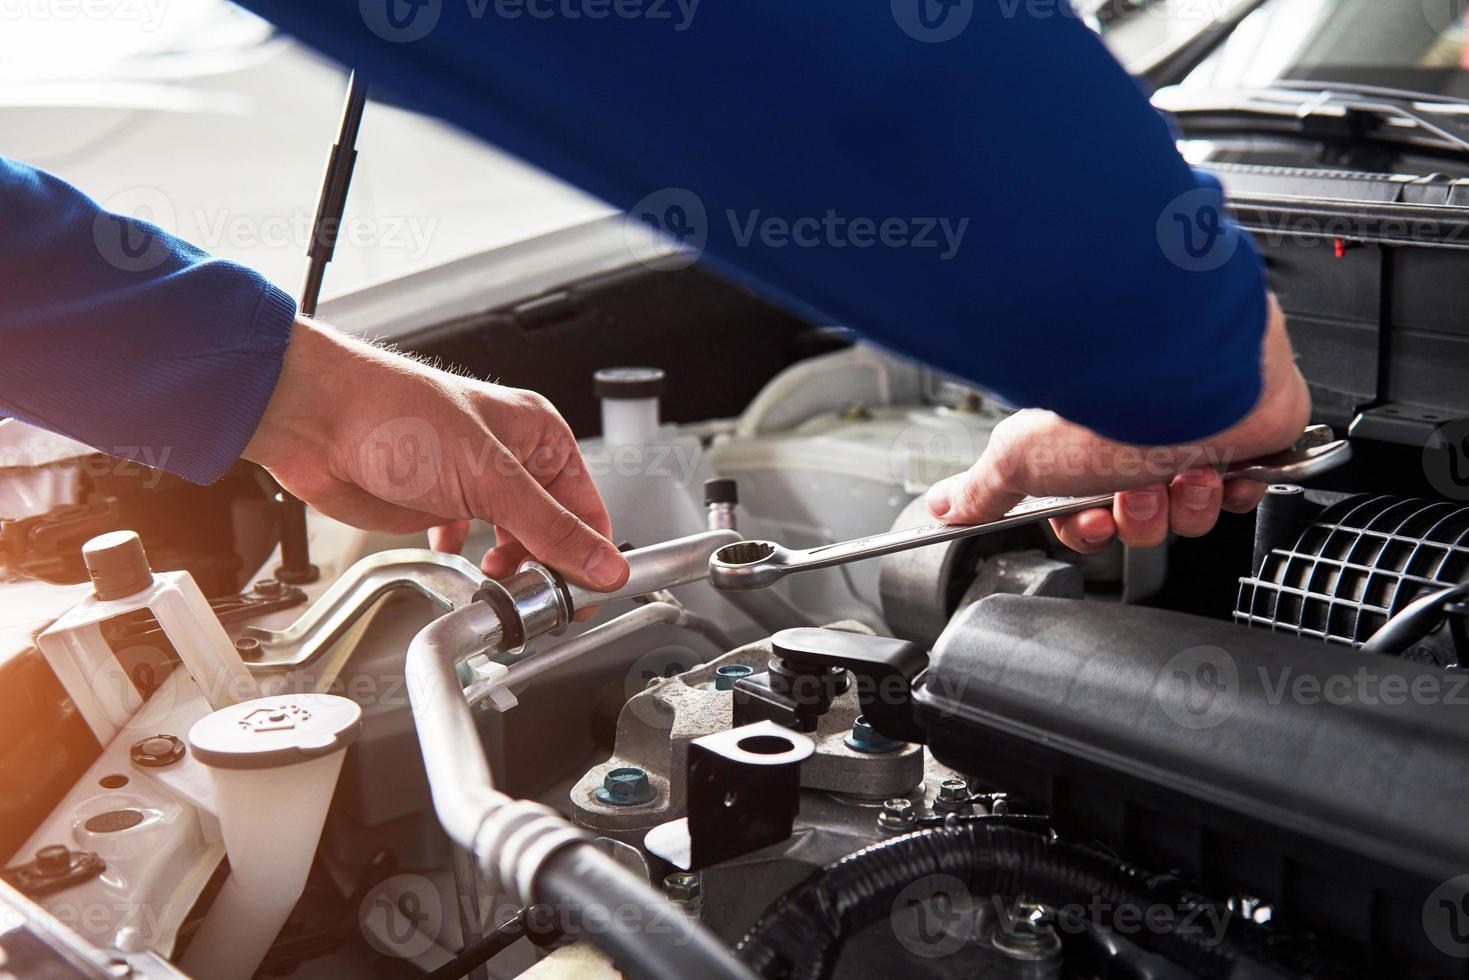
1168, 468, 1224, 538
491, 470, 629, 592
1113, 484, 1170, 549
429, 519, 471, 555
1050, 508, 1117, 555
480, 526, 528, 580
926, 456, 1026, 526
1223, 479, 1268, 513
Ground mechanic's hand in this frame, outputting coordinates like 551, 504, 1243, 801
244, 317, 629, 592
925, 295, 1311, 553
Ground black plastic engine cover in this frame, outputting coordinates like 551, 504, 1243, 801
914, 595, 1469, 975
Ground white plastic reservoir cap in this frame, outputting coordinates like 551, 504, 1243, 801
188, 694, 362, 771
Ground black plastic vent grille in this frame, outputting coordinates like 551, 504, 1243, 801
1236, 495, 1469, 646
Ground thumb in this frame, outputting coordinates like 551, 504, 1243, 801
926, 454, 1026, 526
495, 474, 630, 592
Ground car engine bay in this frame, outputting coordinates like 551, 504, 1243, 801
3, 229, 1469, 980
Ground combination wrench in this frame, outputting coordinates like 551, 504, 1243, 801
707, 425, 1351, 591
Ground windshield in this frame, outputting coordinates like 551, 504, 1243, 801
1178, 0, 1469, 99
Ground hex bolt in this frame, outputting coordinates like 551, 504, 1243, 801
845, 715, 904, 754
934, 777, 973, 813
992, 898, 1060, 960
713, 664, 754, 691
252, 579, 284, 597
664, 871, 703, 917
877, 798, 917, 834
595, 767, 656, 806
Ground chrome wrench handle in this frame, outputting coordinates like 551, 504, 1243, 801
708, 425, 1351, 591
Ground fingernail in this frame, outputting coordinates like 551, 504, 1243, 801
1123, 492, 1162, 522
926, 480, 954, 518
1083, 536, 1113, 548
1179, 484, 1214, 511
587, 549, 627, 589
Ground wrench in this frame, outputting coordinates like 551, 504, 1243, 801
708, 425, 1351, 591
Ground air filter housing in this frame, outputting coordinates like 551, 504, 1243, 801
1236, 494, 1469, 656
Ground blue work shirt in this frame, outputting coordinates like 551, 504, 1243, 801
0, 1, 1266, 484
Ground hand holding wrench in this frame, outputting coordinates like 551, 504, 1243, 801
708, 425, 1350, 591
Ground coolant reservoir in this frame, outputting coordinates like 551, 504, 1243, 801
590, 367, 707, 547
181, 694, 362, 980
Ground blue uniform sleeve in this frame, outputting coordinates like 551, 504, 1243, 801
0, 157, 297, 484
235, 0, 1269, 445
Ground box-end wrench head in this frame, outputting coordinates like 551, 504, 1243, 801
708, 425, 1351, 592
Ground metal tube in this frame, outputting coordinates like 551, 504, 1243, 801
403, 597, 753, 980
466, 601, 686, 709
244, 549, 484, 672
562, 529, 742, 611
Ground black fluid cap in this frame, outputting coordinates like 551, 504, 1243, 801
83, 531, 153, 601
704, 479, 739, 506
594, 367, 665, 400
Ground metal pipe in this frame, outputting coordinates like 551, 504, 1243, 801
401, 532, 759, 978
466, 601, 687, 710
561, 529, 741, 610
243, 549, 484, 672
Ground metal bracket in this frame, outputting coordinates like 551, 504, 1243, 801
644, 721, 814, 871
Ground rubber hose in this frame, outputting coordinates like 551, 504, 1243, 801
535, 844, 756, 980
735, 825, 1250, 980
